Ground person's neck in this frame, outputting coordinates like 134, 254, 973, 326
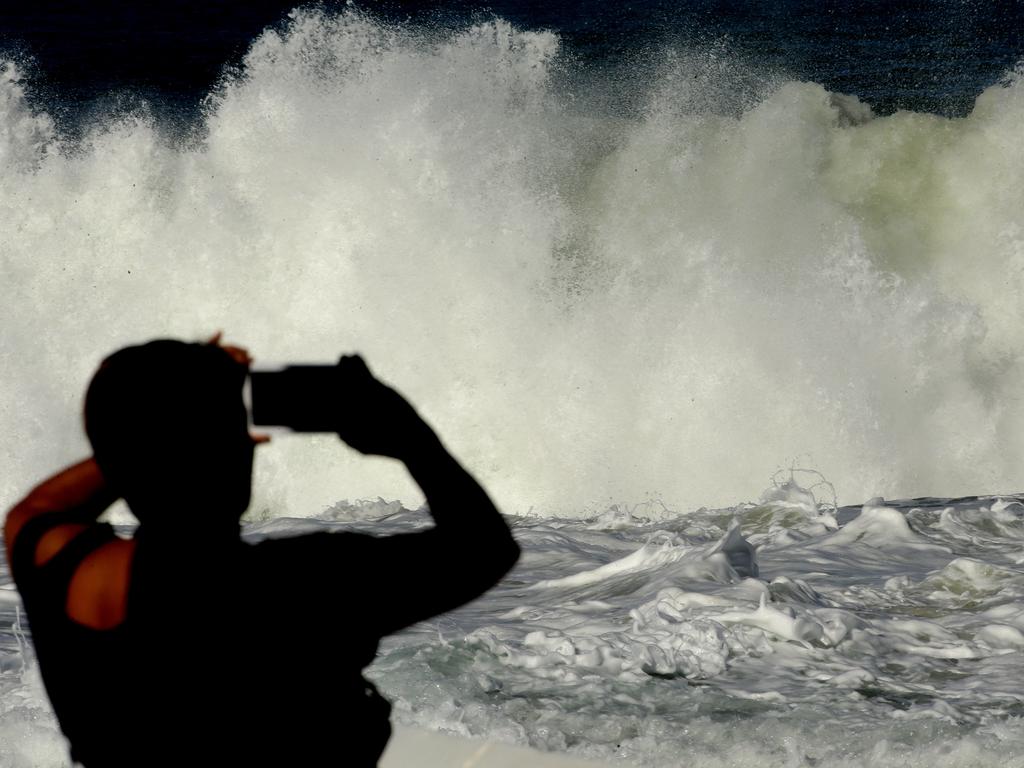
134, 516, 242, 551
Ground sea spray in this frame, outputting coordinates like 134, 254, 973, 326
1, 11, 1023, 519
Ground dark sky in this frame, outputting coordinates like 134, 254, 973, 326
2, 0, 1023, 121
2, 2, 300, 111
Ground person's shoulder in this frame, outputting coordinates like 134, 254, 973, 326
246, 529, 378, 563
9, 514, 119, 579
243, 530, 382, 601
66, 534, 135, 629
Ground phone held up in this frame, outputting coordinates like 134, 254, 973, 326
249, 365, 340, 433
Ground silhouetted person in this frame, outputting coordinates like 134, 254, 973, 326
4, 337, 520, 767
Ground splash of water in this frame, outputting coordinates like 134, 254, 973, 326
1, 12, 1023, 519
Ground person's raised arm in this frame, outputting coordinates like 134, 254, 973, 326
4, 458, 118, 573
333, 356, 519, 633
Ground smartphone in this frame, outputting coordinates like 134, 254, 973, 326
249, 365, 340, 432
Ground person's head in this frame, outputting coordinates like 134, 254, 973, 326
84, 339, 253, 528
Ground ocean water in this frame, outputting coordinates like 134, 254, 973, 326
7, 488, 1024, 766
2, 3, 1024, 765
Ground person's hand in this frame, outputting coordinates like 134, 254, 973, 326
335, 355, 437, 460
206, 332, 270, 445
206, 331, 252, 367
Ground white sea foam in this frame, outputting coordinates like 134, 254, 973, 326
1, 11, 1023, 518
366, 490, 1024, 766
3, 486, 1024, 765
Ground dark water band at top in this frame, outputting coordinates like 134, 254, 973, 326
1, 0, 1023, 130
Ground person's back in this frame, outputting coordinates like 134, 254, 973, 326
5, 337, 519, 766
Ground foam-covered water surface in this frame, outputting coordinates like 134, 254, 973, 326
367, 486, 1024, 766
8, 485, 1024, 766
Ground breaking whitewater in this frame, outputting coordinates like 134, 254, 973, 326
8, 487, 1024, 767
3, 9, 1024, 767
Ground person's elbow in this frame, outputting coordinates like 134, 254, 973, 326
498, 535, 520, 575
482, 530, 520, 586
4, 501, 40, 563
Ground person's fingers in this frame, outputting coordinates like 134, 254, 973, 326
339, 354, 374, 382
204, 331, 252, 367
221, 344, 252, 367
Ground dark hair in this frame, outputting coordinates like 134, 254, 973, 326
85, 339, 250, 522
